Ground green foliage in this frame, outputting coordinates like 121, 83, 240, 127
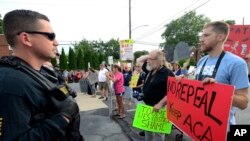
105, 39, 120, 60
225, 20, 235, 25
75, 39, 90, 51
98, 53, 106, 65
68, 48, 77, 70
178, 59, 186, 67
83, 49, 92, 70
91, 52, 99, 69
72, 38, 119, 69
74, 39, 89, 70
189, 58, 196, 66
179, 58, 196, 68
161, 11, 210, 47
51, 58, 57, 66
59, 48, 68, 70
0, 14, 3, 34
133, 50, 148, 64
76, 48, 84, 69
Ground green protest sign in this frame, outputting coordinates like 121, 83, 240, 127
132, 103, 172, 134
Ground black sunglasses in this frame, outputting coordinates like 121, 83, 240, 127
17, 31, 56, 41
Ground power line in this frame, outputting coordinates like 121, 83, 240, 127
134, 41, 160, 46
115, 25, 129, 38
0, 1, 57, 5
134, 0, 210, 41
134, 0, 202, 40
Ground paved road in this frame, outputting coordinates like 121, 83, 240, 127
70, 83, 130, 141
69, 83, 250, 141
76, 94, 129, 141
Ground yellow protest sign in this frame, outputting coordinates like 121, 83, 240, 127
119, 39, 134, 60
132, 103, 172, 134
129, 73, 139, 88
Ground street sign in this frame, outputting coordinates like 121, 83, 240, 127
174, 42, 190, 61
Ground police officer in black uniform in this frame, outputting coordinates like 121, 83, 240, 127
0, 9, 84, 141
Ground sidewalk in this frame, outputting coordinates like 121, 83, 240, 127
76, 93, 130, 141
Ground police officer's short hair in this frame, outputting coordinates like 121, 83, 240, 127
3, 9, 49, 47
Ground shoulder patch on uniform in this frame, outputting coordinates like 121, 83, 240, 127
0, 116, 3, 137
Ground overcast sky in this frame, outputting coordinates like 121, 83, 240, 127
1, 0, 249, 53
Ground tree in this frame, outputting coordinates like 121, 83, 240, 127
98, 53, 106, 65
161, 11, 210, 47
51, 58, 57, 66
73, 39, 112, 68
76, 48, 84, 69
74, 39, 90, 51
91, 52, 99, 69
134, 50, 148, 63
68, 48, 77, 70
0, 14, 3, 34
105, 39, 120, 60
74, 39, 92, 70
83, 49, 92, 70
225, 20, 235, 25
59, 48, 68, 70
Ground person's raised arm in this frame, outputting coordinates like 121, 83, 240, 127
136, 55, 148, 64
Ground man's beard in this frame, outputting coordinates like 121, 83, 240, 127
201, 45, 213, 53
146, 63, 156, 71
146, 64, 153, 71
200, 40, 219, 53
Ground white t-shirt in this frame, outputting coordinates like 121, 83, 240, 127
98, 68, 108, 82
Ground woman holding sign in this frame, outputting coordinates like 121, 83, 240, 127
106, 65, 125, 119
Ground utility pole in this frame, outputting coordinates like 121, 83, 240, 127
129, 0, 132, 39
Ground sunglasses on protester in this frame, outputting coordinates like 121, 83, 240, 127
17, 31, 56, 41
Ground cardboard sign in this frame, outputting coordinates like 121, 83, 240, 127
108, 56, 113, 65
174, 42, 190, 61
119, 39, 134, 60
166, 77, 234, 141
133, 103, 172, 134
129, 73, 139, 88
224, 25, 250, 58
187, 66, 195, 74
